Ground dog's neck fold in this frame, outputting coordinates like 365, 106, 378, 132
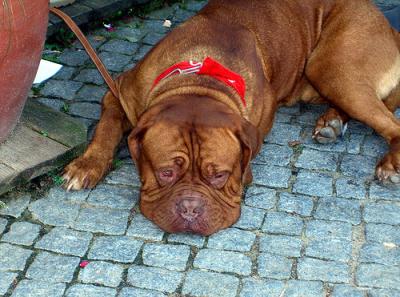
146, 74, 249, 119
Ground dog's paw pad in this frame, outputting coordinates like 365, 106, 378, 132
313, 119, 346, 144
376, 154, 400, 184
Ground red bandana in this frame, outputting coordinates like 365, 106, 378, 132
152, 57, 246, 106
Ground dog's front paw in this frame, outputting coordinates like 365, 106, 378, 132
313, 118, 346, 144
63, 156, 111, 191
376, 152, 400, 184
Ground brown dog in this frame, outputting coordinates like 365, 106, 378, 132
63, 0, 400, 235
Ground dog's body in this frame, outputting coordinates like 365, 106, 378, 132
64, 0, 400, 235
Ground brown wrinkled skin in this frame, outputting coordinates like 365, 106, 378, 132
64, 0, 400, 235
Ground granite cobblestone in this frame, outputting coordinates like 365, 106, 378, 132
1, 0, 399, 295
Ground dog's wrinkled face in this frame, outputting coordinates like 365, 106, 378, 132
128, 96, 259, 235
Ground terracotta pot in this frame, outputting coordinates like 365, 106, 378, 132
0, 0, 49, 143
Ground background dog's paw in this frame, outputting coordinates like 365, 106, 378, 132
376, 153, 400, 184
63, 156, 110, 191
313, 118, 346, 144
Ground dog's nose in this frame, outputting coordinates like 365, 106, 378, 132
176, 198, 205, 221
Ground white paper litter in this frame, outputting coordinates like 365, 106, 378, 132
33, 59, 63, 84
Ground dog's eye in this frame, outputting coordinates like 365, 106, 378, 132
208, 171, 230, 189
161, 169, 173, 178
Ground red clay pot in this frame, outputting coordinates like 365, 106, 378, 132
0, 0, 49, 143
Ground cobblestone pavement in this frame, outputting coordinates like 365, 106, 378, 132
1, 1, 400, 296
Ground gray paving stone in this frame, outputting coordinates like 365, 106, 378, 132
111, 26, 146, 43
88, 236, 143, 263
0, 243, 32, 271
135, 45, 153, 61
47, 187, 90, 203
41, 80, 83, 100
74, 206, 130, 235
174, 8, 196, 22
298, 257, 350, 283
76, 85, 107, 103
69, 102, 101, 120
186, 0, 207, 11
306, 219, 352, 239
0, 218, 7, 234
100, 39, 140, 55
244, 186, 277, 210
118, 287, 166, 297
35, 227, 92, 257
1, 222, 41, 246
278, 104, 301, 115
141, 20, 170, 34
28, 198, 80, 227
207, 228, 256, 252
284, 280, 325, 297
65, 284, 116, 297
0, 194, 30, 218
233, 205, 265, 230
356, 263, 400, 289
182, 270, 239, 297
364, 202, 400, 225
336, 177, 367, 199
294, 110, 320, 125
59, 49, 90, 66
259, 234, 302, 257
11, 280, 65, 297
340, 154, 377, 179
262, 212, 303, 236
53, 66, 76, 80
105, 164, 141, 187
359, 242, 400, 265
315, 197, 361, 224
274, 111, 292, 123
87, 184, 138, 209
306, 237, 352, 262
295, 148, 339, 171
363, 134, 388, 158
265, 123, 302, 145
36, 97, 65, 112
99, 51, 132, 72
331, 285, 365, 297
167, 233, 205, 247
278, 192, 314, 216
370, 182, 400, 201
127, 213, 164, 241
293, 170, 333, 197
252, 164, 292, 188
142, 32, 166, 45
240, 278, 285, 297
0, 272, 17, 295
74, 68, 105, 85
346, 133, 364, 154
253, 144, 293, 166
347, 120, 374, 135
257, 253, 292, 279
78, 261, 124, 287
194, 249, 252, 275
73, 34, 106, 50
26, 251, 79, 283
146, 5, 175, 19
369, 288, 400, 297
142, 243, 190, 271
366, 223, 400, 245
127, 265, 183, 293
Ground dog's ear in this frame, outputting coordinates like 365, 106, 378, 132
236, 118, 261, 184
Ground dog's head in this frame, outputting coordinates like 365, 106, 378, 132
128, 95, 260, 235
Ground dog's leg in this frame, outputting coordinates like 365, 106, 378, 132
313, 107, 349, 144
63, 91, 131, 190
